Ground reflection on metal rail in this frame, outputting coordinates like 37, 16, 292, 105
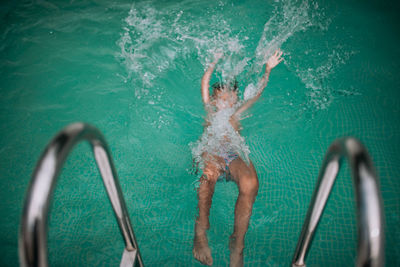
19, 123, 143, 267
292, 138, 384, 267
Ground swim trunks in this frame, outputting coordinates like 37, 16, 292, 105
218, 151, 239, 182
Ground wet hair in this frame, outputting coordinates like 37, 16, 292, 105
211, 79, 238, 97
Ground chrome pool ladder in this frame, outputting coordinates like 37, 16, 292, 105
19, 123, 143, 267
292, 138, 384, 267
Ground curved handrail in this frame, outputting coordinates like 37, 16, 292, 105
19, 123, 143, 267
292, 138, 384, 267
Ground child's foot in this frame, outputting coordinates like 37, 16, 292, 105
193, 234, 213, 266
229, 235, 244, 267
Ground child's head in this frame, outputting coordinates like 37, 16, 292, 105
211, 80, 238, 110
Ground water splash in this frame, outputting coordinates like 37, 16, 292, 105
117, 0, 356, 179
117, 5, 177, 96
289, 47, 357, 110
190, 105, 250, 172
117, 0, 351, 111
254, 0, 314, 70
243, 0, 331, 104
117, 2, 247, 100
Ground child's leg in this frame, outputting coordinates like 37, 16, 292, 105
228, 158, 259, 267
193, 156, 223, 266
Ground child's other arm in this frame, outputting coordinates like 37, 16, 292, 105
233, 49, 283, 117
201, 53, 223, 105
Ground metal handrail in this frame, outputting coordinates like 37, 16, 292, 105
292, 138, 384, 267
19, 123, 143, 267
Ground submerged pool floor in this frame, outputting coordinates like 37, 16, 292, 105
0, 0, 399, 266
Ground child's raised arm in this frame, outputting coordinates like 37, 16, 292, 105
201, 53, 223, 105
233, 49, 283, 117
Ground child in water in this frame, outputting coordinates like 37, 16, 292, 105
192, 49, 283, 266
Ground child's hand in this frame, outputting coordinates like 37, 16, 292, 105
266, 49, 283, 71
213, 51, 224, 61
208, 52, 223, 67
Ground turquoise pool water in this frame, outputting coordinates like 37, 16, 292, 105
1, 0, 399, 266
